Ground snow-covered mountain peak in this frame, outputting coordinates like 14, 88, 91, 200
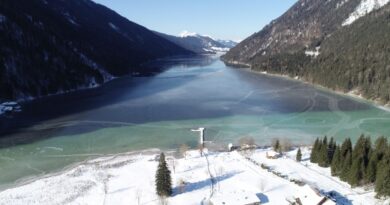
179, 30, 199, 38
178, 30, 215, 39
342, 0, 390, 26
157, 31, 238, 54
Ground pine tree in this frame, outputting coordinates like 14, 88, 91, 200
273, 139, 280, 153
348, 157, 364, 186
340, 150, 352, 181
365, 154, 378, 183
351, 135, 371, 185
310, 138, 320, 163
339, 138, 353, 181
296, 148, 302, 162
318, 136, 329, 167
374, 136, 388, 161
367, 137, 389, 184
340, 138, 352, 159
322, 136, 328, 149
155, 153, 172, 197
327, 137, 336, 164
331, 145, 341, 176
375, 146, 390, 197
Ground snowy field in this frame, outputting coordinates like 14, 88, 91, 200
0, 148, 388, 205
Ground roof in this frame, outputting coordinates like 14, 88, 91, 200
295, 185, 336, 205
210, 189, 260, 205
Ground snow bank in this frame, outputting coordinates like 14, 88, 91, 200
0, 148, 386, 205
0, 101, 21, 115
342, 0, 390, 26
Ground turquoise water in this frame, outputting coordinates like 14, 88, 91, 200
0, 55, 389, 189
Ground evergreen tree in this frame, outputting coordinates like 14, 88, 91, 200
375, 146, 390, 197
366, 154, 378, 183
328, 137, 336, 164
340, 138, 352, 159
318, 136, 329, 167
339, 138, 353, 181
273, 139, 280, 153
296, 148, 302, 162
351, 135, 371, 185
348, 157, 364, 186
340, 150, 352, 181
331, 145, 341, 176
367, 137, 388, 183
155, 153, 172, 197
322, 136, 328, 149
374, 136, 388, 161
310, 138, 320, 163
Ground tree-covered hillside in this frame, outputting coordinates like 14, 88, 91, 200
0, 0, 192, 100
223, 0, 390, 104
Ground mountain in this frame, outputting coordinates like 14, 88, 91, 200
216, 39, 239, 49
223, 0, 390, 104
156, 31, 237, 54
0, 0, 193, 101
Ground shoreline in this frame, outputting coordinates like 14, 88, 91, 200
226, 60, 390, 113
1, 54, 203, 105
0, 148, 162, 192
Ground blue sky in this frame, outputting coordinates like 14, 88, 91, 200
92, 0, 297, 41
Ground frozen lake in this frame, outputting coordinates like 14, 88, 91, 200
0, 55, 389, 189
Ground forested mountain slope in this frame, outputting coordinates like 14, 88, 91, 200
223, 0, 390, 104
0, 0, 192, 100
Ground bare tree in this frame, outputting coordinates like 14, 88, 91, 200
167, 157, 176, 174
158, 196, 169, 205
239, 136, 256, 157
179, 144, 190, 159
135, 189, 142, 205
177, 178, 186, 194
280, 138, 292, 153
198, 144, 204, 157
216, 166, 225, 191
239, 136, 256, 148
272, 138, 281, 153
258, 180, 267, 192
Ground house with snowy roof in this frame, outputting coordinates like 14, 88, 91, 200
287, 185, 336, 205
210, 189, 261, 205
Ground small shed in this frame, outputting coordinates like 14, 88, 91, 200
266, 150, 281, 159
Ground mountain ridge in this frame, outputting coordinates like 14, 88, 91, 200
156, 31, 237, 54
0, 0, 193, 101
223, 0, 390, 104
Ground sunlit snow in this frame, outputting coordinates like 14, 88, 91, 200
342, 0, 390, 26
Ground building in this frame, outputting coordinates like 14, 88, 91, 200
287, 185, 336, 205
210, 189, 261, 205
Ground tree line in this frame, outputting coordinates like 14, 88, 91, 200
310, 135, 390, 197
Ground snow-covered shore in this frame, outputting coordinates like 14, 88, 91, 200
0, 101, 21, 116
0, 147, 388, 205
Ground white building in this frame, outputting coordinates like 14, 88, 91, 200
288, 185, 336, 205
210, 190, 261, 205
